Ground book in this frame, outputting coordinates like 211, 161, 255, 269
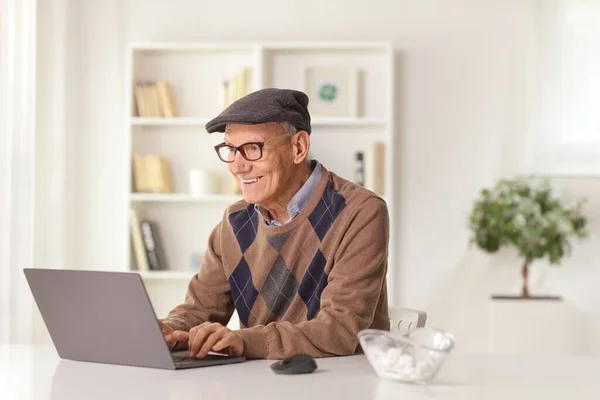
132, 154, 173, 193
130, 207, 149, 271
134, 81, 151, 117
146, 83, 162, 117
364, 142, 386, 195
156, 80, 177, 117
134, 80, 177, 117
219, 67, 254, 109
140, 220, 168, 271
132, 155, 147, 192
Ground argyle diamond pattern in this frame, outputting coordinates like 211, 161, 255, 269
229, 256, 259, 326
308, 181, 346, 241
228, 205, 260, 326
226, 184, 346, 324
298, 249, 328, 320
260, 255, 299, 317
229, 204, 259, 254
267, 232, 290, 253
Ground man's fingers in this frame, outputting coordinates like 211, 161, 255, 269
197, 329, 228, 358
172, 330, 190, 342
189, 324, 216, 358
171, 323, 228, 358
160, 324, 170, 335
163, 334, 177, 350
212, 333, 234, 352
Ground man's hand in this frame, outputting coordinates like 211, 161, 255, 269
172, 322, 244, 359
158, 321, 177, 351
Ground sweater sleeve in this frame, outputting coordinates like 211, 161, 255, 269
236, 197, 389, 359
160, 220, 234, 331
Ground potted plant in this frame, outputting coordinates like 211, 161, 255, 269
468, 176, 588, 299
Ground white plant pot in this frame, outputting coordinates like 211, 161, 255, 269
489, 295, 584, 356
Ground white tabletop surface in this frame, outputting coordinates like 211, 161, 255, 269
1, 345, 600, 400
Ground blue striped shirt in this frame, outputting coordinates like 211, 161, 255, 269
255, 161, 322, 226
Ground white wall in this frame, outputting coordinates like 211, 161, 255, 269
52, 0, 600, 353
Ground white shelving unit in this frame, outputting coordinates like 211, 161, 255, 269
124, 41, 397, 316
131, 117, 212, 126
138, 270, 198, 280
131, 116, 387, 127
130, 193, 241, 203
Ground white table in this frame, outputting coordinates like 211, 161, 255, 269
1, 345, 600, 399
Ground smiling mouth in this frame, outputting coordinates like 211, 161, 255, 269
240, 176, 263, 185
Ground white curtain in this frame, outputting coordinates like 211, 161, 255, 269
531, 0, 600, 174
0, 0, 37, 344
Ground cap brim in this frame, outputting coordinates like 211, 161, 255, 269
205, 120, 268, 134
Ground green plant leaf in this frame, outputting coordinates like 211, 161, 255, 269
467, 176, 588, 267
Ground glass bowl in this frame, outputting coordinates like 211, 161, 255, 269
358, 327, 455, 384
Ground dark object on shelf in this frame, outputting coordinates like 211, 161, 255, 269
354, 151, 364, 186
140, 220, 169, 271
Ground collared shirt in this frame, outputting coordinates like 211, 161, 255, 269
255, 161, 322, 226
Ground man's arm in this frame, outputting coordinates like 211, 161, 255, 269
236, 197, 389, 359
160, 221, 234, 332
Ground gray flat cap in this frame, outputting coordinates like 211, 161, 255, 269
205, 88, 312, 134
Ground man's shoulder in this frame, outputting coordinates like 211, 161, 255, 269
326, 170, 388, 212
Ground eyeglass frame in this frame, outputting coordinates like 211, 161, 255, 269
213, 134, 292, 163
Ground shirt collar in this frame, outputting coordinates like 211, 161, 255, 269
255, 161, 322, 226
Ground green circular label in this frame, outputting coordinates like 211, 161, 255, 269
319, 83, 337, 102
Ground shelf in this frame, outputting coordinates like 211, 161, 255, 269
130, 116, 386, 127
130, 193, 242, 203
137, 270, 197, 280
130, 42, 255, 52
125, 41, 396, 302
312, 117, 387, 126
261, 41, 391, 51
131, 117, 210, 126
129, 41, 390, 52
131, 192, 387, 205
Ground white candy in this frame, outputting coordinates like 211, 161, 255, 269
373, 355, 393, 370
385, 348, 402, 364
395, 354, 415, 370
374, 346, 440, 382
369, 348, 386, 360
415, 359, 435, 377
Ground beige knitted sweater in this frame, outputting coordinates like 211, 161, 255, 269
162, 166, 390, 359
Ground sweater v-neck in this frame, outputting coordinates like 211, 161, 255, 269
257, 165, 331, 237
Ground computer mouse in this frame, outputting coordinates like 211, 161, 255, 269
270, 353, 318, 375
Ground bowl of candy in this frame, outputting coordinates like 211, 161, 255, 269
358, 327, 455, 384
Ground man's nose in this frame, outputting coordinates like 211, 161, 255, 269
229, 151, 250, 174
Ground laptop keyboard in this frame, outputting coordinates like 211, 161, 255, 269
172, 353, 229, 364
172, 355, 194, 363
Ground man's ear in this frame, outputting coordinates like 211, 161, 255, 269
292, 131, 310, 165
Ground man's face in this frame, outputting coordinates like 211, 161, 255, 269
224, 123, 294, 206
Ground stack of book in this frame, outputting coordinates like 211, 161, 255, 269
132, 154, 173, 193
134, 80, 177, 117
219, 67, 253, 110
130, 208, 168, 271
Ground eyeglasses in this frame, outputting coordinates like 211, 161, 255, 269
214, 134, 290, 163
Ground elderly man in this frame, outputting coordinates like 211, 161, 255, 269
159, 88, 390, 360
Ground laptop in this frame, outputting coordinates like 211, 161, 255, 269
24, 268, 246, 370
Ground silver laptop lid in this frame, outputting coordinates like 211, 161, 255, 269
24, 268, 175, 369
